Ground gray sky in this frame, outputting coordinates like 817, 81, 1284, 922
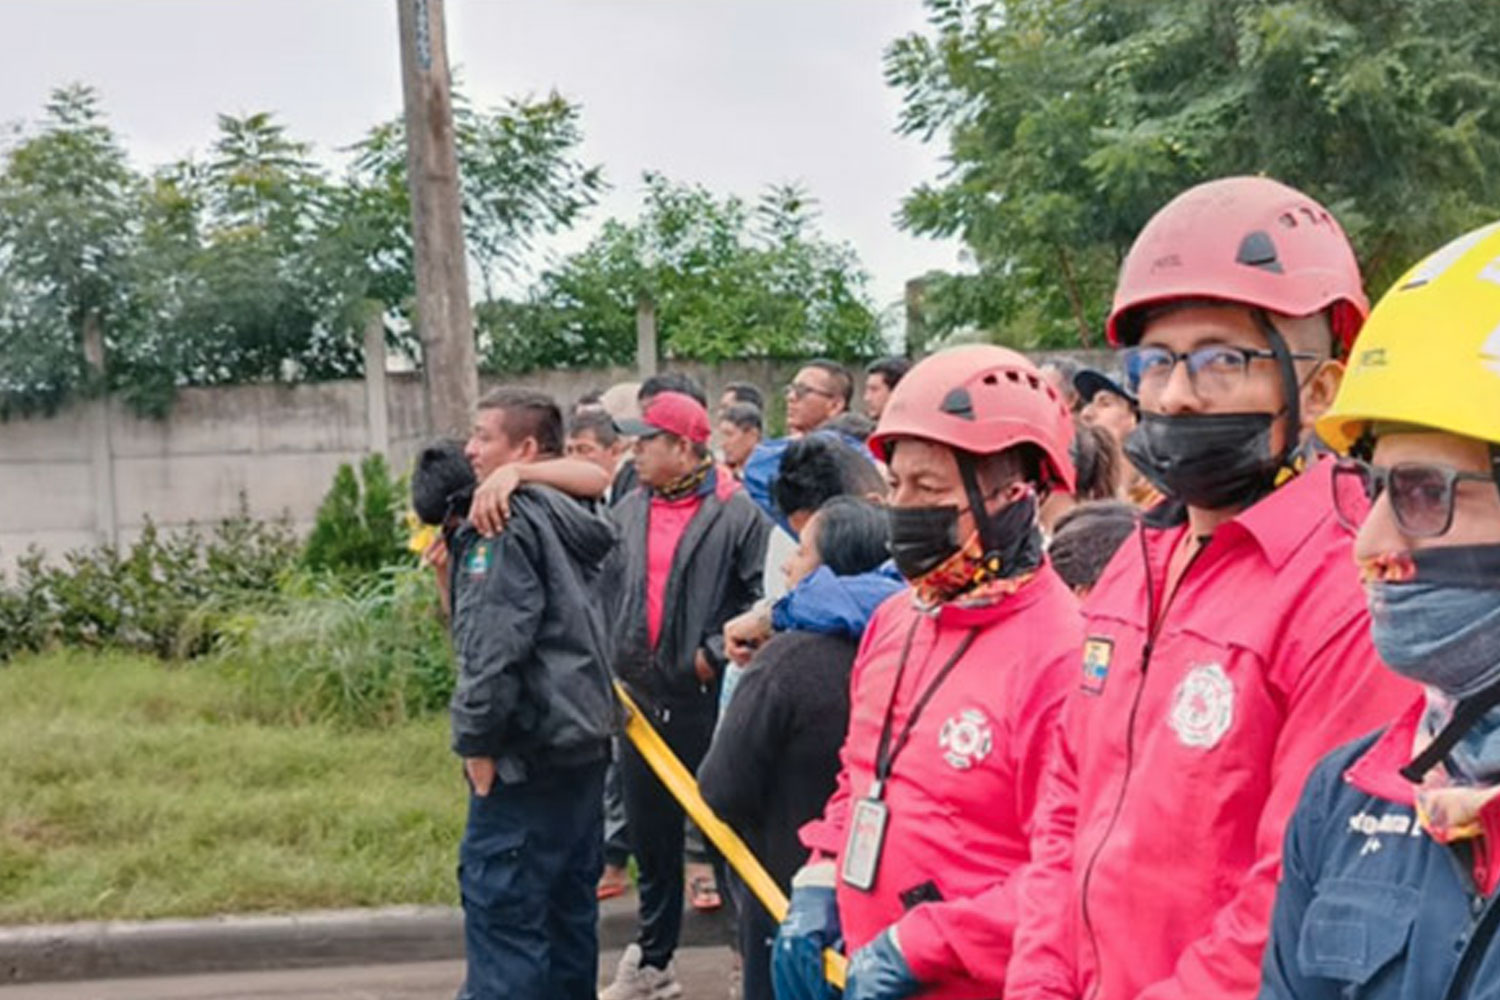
0, 0, 961, 314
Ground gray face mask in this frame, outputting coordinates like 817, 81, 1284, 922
1365, 545, 1500, 699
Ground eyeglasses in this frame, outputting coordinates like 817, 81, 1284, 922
1332, 458, 1495, 538
1122, 344, 1318, 397
786, 381, 836, 401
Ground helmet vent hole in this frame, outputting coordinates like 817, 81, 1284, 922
1278, 213, 1297, 229
982, 374, 998, 386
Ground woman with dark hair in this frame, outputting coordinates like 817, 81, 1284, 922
700, 496, 903, 1000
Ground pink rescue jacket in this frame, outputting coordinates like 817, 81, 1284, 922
1005, 460, 1416, 1000
800, 567, 1082, 998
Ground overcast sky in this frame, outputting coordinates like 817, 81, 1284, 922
0, 1, 962, 313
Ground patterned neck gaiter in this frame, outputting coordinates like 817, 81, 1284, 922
655, 456, 713, 502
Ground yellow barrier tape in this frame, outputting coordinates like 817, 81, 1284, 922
614, 681, 848, 990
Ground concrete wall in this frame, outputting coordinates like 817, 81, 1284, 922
0, 358, 808, 571
0, 350, 1113, 572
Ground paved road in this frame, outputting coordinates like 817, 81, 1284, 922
0, 947, 738, 1000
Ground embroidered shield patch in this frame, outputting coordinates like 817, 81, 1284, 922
1081, 638, 1114, 696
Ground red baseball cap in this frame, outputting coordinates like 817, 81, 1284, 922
616, 391, 711, 444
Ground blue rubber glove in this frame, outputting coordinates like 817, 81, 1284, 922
772, 865, 841, 1000
844, 926, 919, 1000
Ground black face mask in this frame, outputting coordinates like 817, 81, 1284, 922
886, 494, 1041, 584
1124, 411, 1282, 511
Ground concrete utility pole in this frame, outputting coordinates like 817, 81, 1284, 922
397, 0, 477, 437
635, 294, 659, 378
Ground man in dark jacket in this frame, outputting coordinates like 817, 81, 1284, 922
411, 386, 619, 1000
599, 390, 771, 1000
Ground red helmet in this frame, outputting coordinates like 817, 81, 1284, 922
1106, 176, 1369, 351
869, 345, 1075, 493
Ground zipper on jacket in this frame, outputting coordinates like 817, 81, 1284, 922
1079, 525, 1207, 999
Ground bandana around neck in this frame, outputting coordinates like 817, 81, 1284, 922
656, 455, 713, 502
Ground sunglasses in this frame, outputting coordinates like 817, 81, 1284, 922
786, 381, 836, 401
1332, 458, 1495, 538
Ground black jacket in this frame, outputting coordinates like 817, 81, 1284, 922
609, 469, 769, 712
698, 630, 858, 892
446, 485, 618, 781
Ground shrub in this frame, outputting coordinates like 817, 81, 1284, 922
0, 504, 299, 663
214, 565, 453, 728
302, 454, 409, 576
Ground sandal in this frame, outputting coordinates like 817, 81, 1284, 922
688, 872, 722, 911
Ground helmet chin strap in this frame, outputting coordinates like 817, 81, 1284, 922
956, 453, 1005, 576
1251, 310, 1304, 475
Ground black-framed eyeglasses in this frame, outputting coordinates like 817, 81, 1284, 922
786, 381, 836, 401
1331, 457, 1495, 538
1122, 344, 1319, 397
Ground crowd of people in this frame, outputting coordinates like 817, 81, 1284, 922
409, 174, 1500, 1000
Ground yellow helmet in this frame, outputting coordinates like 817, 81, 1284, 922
1318, 220, 1500, 453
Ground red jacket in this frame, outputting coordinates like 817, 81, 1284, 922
1006, 460, 1416, 1000
800, 567, 1082, 998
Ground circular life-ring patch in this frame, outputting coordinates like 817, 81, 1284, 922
1168, 663, 1235, 749
939, 708, 994, 770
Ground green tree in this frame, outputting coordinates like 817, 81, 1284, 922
887, 0, 1500, 348
483, 173, 881, 371
0, 84, 142, 416
1, 86, 605, 416
344, 91, 605, 317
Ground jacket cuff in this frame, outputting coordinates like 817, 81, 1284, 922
891, 907, 948, 984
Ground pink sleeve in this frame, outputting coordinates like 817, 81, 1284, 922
1135, 613, 1409, 1000
1004, 690, 1084, 1000
898, 644, 1072, 991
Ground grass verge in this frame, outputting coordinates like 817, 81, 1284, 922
0, 649, 463, 924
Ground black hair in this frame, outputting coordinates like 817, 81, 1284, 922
773, 434, 887, 520
802, 359, 854, 407
639, 372, 708, 408
568, 409, 620, 448
865, 356, 911, 390
1070, 423, 1121, 502
813, 496, 890, 577
411, 438, 476, 525
720, 402, 763, 433
1049, 500, 1138, 592
477, 387, 565, 458
721, 381, 764, 411
824, 412, 876, 442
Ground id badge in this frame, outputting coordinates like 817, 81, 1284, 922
841, 796, 889, 891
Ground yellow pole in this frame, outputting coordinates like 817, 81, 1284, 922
614, 681, 848, 989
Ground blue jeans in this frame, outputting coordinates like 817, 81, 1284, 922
456, 759, 607, 1000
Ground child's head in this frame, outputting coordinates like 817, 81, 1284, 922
1049, 500, 1138, 596
412, 438, 477, 527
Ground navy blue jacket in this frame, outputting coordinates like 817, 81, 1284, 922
1260, 701, 1500, 1000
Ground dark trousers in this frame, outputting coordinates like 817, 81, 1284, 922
603, 738, 631, 868
619, 701, 716, 969
457, 760, 606, 1000
729, 872, 776, 1000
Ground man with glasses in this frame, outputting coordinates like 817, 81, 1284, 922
1007, 177, 1414, 1000
785, 360, 853, 436
1260, 221, 1500, 999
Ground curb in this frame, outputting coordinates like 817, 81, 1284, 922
0, 895, 732, 985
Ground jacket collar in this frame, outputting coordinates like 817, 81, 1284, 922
1141, 455, 1335, 573
1347, 698, 1427, 806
